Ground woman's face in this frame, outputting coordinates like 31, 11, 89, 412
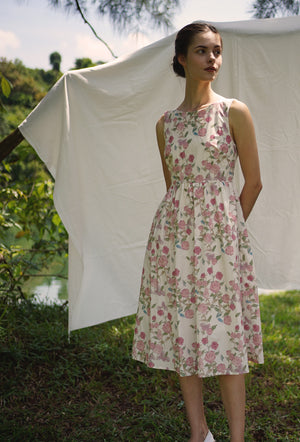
178, 30, 223, 81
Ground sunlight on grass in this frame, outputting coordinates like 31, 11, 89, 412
0, 291, 299, 441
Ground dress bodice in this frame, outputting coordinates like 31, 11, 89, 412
163, 100, 237, 186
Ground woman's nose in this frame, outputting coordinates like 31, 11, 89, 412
208, 52, 215, 61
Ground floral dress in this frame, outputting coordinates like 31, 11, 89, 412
132, 99, 264, 378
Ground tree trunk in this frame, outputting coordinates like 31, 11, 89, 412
0, 128, 24, 163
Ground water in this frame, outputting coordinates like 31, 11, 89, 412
32, 277, 68, 304
30, 276, 282, 305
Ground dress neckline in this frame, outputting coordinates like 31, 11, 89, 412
173, 100, 226, 114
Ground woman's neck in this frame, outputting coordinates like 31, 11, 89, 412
178, 81, 220, 112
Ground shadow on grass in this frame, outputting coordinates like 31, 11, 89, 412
1, 291, 299, 441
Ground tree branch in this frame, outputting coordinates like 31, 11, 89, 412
74, 0, 117, 59
0, 128, 24, 163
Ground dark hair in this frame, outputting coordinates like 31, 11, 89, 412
172, 22, 222, 78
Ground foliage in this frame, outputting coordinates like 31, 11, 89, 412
0, 57, 60, 115
0, 72, 12, 111
74, 57, 96, 69
49, 51, 62, 71
0, 291, 299, 440
251, 0, 299, 18
0, 59, 68, 303
46, 0, 181, 31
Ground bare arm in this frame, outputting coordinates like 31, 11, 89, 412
156, 116, 171, 191
229, 100, 262, 221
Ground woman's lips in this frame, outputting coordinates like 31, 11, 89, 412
205, 67, 216, 72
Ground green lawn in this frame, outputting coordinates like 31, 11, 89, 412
1, 291, 299, 441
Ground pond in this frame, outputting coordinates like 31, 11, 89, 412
28, 273, 279, 305
23, 256, 68, 305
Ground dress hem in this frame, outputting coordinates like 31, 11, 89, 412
132, 354, 264, 378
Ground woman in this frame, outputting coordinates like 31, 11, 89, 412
132, 22, 264, 442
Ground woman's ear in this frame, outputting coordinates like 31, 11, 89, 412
177, 54, 186, 68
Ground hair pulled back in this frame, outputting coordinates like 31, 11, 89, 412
172, 22, 222, 78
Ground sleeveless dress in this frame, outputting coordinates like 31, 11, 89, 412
132, 99, 264, 378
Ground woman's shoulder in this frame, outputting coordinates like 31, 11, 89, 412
228, 99, 253, 124
156, 114, 165, 135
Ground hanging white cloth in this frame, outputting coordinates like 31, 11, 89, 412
19, 16, 300, 332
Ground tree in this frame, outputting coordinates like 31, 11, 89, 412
49, 0, 180, 31
46, 0, 181, 57
49, 51, 62, 71
251, 0, 299, 18
74, 58, 96, 69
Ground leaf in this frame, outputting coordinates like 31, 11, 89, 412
52, 213, 61, 226
1, 75, 12, 98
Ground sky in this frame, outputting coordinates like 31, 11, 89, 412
0, 0, 253, 72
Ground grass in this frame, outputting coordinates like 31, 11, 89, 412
0, 291, 299, 441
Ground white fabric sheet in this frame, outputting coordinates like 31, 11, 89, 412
19, 16, 300, 332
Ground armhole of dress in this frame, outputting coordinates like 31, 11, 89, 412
226, 98, 235, 111
162, 111, 168, 141
226, 99, 238, 154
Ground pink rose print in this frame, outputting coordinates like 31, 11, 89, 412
178, 220, 186, 229
163, 322, 172, 333
214, 211, 223, 223
225, 246, 234, 255
176, 337, 184, 345
181, 240, 190, 250
204, 233, 212, 243
165, 145, 171, 156
210, 281, 221, 293
224, 315, 232, 325
253, 334, 262, 345
195, 187, 204, 198
181, 288, 190, 298
136, 340, 145, 351
202, 337, 208, 345
198, 304, 208, 313
158, 256, 168, 267
185, 309, 194, 319
217, 363, 226, 373
162, 246, 169, 254
186, 357, 194, 366
157, 309, 164, 316
140, 332, 146, 339
195, 174, 204, 183
194, 246, 201, 255
211, 341, 219, 350
222, 294, 230, 303
180, 151, 186, 159
188, 154, 195, 162
205, 351, 216, 363
198, 127, 207, 136
216, 272, 223, 280
185, 164, 193, 175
